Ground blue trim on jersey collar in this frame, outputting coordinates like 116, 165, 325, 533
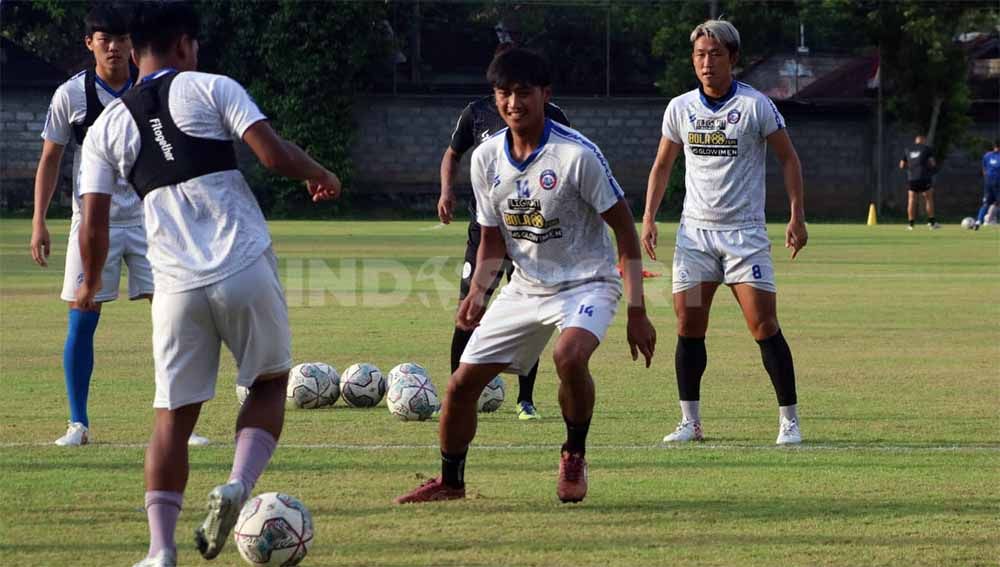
698, 80, 738, 112
139, 68, 179, 84
94, 73, 134, 98
504, 118, 552, 172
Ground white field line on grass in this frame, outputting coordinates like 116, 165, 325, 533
1, 441, 998, 452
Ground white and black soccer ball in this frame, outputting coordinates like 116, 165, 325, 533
234, 492, 313, 566
286, 363, 340, 409
340, 363, 386, 407
387, 362, 428, 389
477, 376, 506, 413
387, 373, 439, 421
961, 216, 976, 230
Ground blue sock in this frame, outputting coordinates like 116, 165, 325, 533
976, 204, 990, 223
64, 309, 100, 427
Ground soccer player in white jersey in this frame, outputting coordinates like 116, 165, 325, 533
396, 48, 656, 505
30, 4, 208, 448
76, 4, 340, 566
641, 20, 807, 445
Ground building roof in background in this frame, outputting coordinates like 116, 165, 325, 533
738, 52, 877, 102
1, 37, 67, 88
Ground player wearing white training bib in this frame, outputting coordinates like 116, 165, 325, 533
642, 20, 807, 447
76, 4, 341, 566
396, 48, 655, 507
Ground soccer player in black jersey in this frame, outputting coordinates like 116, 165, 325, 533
437, 43, 570, 421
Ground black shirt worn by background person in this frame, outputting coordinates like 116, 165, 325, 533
448, 95, 570, 213
902, 143, 935, 182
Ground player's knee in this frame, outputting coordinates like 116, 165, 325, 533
552, 344, 589, 379
748, 318, 779, 341
446, 372, 482, 403
676, 312, 707, 337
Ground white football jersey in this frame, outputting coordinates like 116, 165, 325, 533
471, 120, 623, 294
79, 70, 271, 293
41, 70, 143, 227
662, 81, 785, 229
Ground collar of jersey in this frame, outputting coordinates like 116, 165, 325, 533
698, 81, 738, 112
94, 72, 134, 98
504, 118, 552, 172
139, 68, 179, 85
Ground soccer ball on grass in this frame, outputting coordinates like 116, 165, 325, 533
234, 492, 313, 566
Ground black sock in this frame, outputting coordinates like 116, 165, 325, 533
909, 219, 915, 227
440, 450, 467, 488
928, 217, 936, 225
562, 417, 591, 456
517, 359, 540, 405
450, 327, 474, 374
756, 329, 797, 406
675, 336, 707, 401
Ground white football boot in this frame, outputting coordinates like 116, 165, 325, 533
187, 432, 211, 446
194, 480, 245, 559
662, 419, 704, 443
54, 422, 89, 446
776, 416, 802, 445
132, 549, 177, 567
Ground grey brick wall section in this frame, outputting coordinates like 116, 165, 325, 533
351, 95, 994, 218
1, 88, 75, 209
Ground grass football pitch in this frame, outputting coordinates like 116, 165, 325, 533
1, 219, 997, 566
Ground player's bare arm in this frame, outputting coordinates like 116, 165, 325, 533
75, 193, 111, 311
242, 120, 341, 201
642, 136, 682, 261
456, 224, 505, 331
438, 147, 461, 224
767, 129, 807, 259
601, 200, 656, 367
31, 140, 67, 267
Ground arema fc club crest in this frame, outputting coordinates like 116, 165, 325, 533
539, 169, 558, 191
726, 109, 742, 124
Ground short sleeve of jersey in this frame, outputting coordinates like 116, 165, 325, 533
448, 104, 476, 155
471, 149, 498, 226
755, 93, 785, 138
661, 99, 683, 144
79, 103, 135, 196
210, 75, 268, 140
41, 84, 74, 145
577, 145, 624, 214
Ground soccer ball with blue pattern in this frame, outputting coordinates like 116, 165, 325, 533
234, 492, 313, 566
387, 362, 429, 390
387, 373, 439, 421
286, 362, 339, 409
340, 363, 386, 407
477, 376, 506, 413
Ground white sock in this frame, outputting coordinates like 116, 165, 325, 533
779, 404, 798, 422
679, 400, 700, 423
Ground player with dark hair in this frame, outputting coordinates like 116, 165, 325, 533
397, 47, 656, 505
974, 140, 1000, 229
76, 3, 340, 565
437, 43, 571, 421
899, 134, 940, 230
31, 2, 209, 448
642, 19, 807, 445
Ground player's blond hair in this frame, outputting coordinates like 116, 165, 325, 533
690, 20, 741, 55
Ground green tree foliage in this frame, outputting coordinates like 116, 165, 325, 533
200, 1, 391, 216
1, 1, 93, 72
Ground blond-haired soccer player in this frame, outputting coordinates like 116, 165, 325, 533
642, 20, 807, 445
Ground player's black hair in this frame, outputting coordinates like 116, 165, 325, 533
131, 1, 200, 56
487, 47, 551, 89
85, 3, 131, 37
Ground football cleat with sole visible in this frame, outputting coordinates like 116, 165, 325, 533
516, 401, 541, 421
776, 416, 802, 445
394, 477, 465, 504
662, 419, 703, 443
194, 480, 245, 559
557, 450, 588, 503
54, 421, 89, 446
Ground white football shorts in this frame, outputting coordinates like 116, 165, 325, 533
672, 223, 777, 294
461, 280, 622, 375
151, 249, 292, 410
61, 220, 154, 303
